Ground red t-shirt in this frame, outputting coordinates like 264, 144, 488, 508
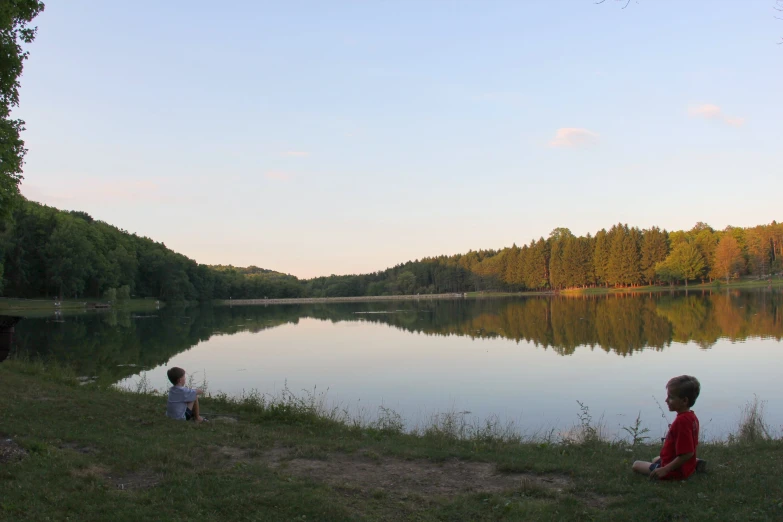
660, 410, 699, 480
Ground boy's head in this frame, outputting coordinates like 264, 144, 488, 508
167, 367, 186, 386
665, 375, 700, 411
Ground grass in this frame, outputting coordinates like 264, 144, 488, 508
0, 298, 161, 315
1, 360, 782, 521
459, 277, 783, 299
560, 276, 783, 295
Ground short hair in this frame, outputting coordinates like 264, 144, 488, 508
167, 367, 185, 385
667, 375, 701, 407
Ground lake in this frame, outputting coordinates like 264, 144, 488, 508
6, 289, 783, 440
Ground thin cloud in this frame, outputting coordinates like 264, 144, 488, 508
549, 128, 599, 148
688, 104, 722, 119
21, 179, 167, 204
283, 151, 310, 157
265, 170, 291, 180
688, 104, 745, 127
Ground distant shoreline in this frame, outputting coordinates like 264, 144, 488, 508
222, 293, 471, 306
222, 278, 783, 306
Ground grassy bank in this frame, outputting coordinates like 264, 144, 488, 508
1, 361, 781, 521
561, 277, 783, 296
0, 298, 161, 315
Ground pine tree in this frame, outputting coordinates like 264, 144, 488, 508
622, 227, 642, 286
549, 240, 564, 289
593, 229, 610, 287
524, 239, 549, 290
607, 224, 627, 287
640, 227, 669, 284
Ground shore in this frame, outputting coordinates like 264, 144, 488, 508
1, 360, 780, 521
222, 293, 469, 306
0, 298, 162, 315
2, 278, 780, 314
560, 277, 783, 296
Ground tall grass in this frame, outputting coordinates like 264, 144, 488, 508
730, 396, 773, 444
4, 356, 780, 446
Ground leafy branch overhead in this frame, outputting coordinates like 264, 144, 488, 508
598, 0, 782, 42
0, 1, 45, 221
595, 0, 634, 9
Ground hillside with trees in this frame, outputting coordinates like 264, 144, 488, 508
1, 199, 781, 301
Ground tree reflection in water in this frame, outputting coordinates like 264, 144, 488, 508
7, 289, 782, 381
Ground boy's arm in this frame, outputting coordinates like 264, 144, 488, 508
650, 452, 694, 479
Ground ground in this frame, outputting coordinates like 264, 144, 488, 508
0, 362, 781, 521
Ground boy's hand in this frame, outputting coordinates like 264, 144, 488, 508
649, 467, 669, 480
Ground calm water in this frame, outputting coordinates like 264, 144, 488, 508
7, 289, 783, 439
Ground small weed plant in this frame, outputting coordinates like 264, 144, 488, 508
372, 405, 404, 434
562, 400, 606, 445
621, 411, 651, 446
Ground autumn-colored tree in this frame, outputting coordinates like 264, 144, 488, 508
711, 236, 744, 284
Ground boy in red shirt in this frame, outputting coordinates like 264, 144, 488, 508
632, 375, 704, 480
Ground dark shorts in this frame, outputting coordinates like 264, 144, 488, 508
649, 461, 662, 472
185, 408, 194, 421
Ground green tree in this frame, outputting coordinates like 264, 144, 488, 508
621, 227, 642, 286
524, 239, 549, 290
606, 224, 627, 286
692, 225, 718, 282
655, 259, 681, 287
640, 227, 669, 284
667, 243, 705, 288
396, 270, 416, 294
103, 287, 117, 303
593, 229, 610, 287
0, 1, 45, 221
46, 217, 94, 299
116, 285, 131, 301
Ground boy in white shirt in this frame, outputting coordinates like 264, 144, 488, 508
166, 367, 206, 423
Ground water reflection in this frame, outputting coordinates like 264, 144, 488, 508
5, 289, 782, 381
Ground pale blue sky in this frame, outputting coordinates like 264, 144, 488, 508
17, 1, 783, 278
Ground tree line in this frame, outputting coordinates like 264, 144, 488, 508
1, 199, 781, 300
0, 200, 303, 300
307, 221, 781, 297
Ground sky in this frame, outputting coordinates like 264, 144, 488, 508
16, 0, 783, 278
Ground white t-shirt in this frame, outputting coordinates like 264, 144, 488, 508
166, 385, 198, 419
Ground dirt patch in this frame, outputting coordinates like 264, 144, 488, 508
266, 449, 571, 499
60, 442, 98, 454
209, 416, 239, 424
71, 464, 111, 479
71, 464, 160, 491
111, 470, 161, 491
578, 491, 620, 510
217, 446, 252, 461
0, 438, 27, 464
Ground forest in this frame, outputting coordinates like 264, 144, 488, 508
1, 199, 781, 301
